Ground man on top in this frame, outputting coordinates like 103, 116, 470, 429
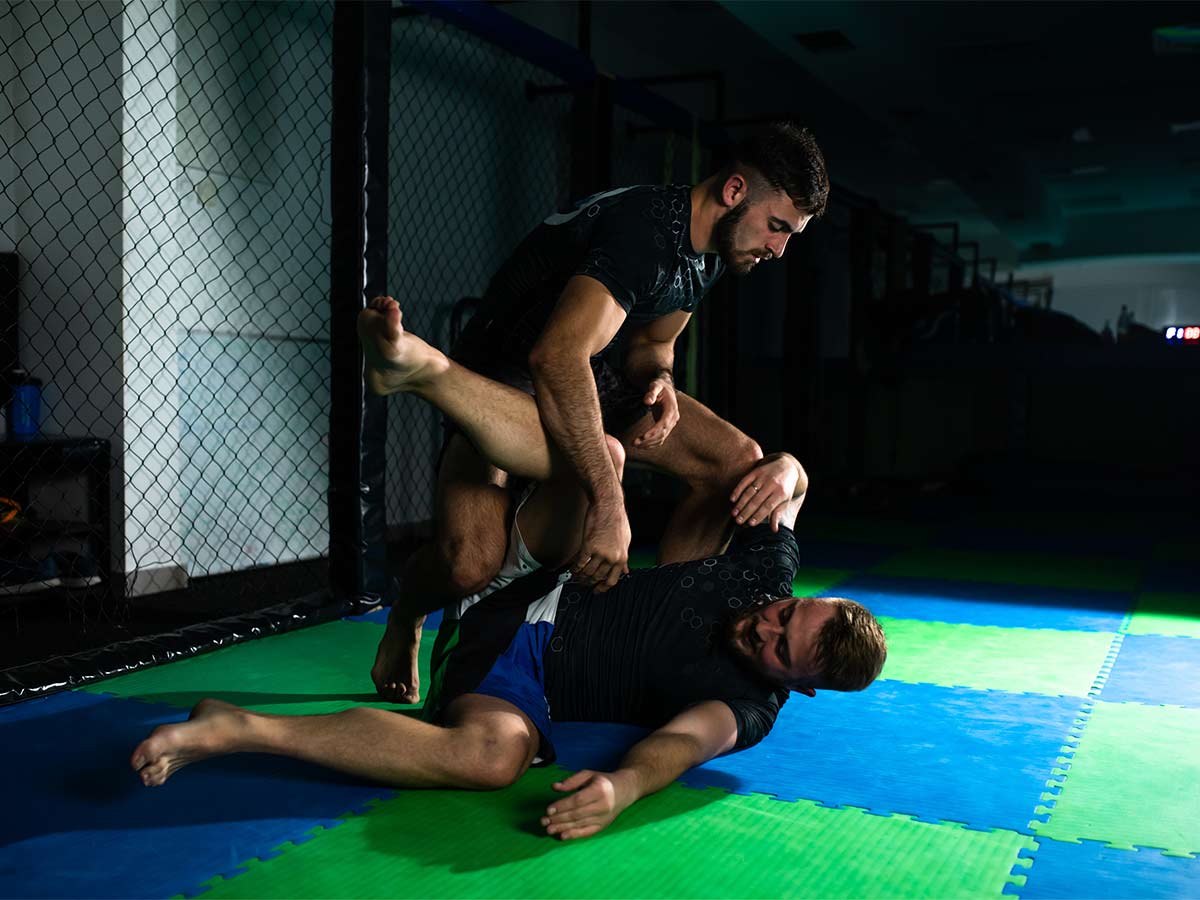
131, 299, 886, 842
374, 122, 831, 704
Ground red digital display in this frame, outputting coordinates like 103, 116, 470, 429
1165, 325, 1200, 342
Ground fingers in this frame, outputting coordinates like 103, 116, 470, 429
632, 384, 679, 450
553, 770, 594, 792
769, 506, 784, 532
734, 488, 785, 527
730, 470, 758, 507
594, 561, 626, 593
571, 549, 602, 584
542, 775, 614, 840
632, 410, 679, 449
570, 553, 627, 592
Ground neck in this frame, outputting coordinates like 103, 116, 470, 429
689, 176, 723, 255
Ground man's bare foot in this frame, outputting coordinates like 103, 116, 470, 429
130, 698, 250, 786
357, 296, 447, 397
371, 607, 424, 704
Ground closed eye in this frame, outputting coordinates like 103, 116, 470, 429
777, 602, 795, 667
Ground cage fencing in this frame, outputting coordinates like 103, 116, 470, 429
1, 0, 337, 683
383, 9, 572, 537
1, 0, 738, 698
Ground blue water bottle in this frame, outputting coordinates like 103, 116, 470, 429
7, 369, 42, 436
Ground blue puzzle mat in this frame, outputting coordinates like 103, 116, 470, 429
553, 680, 1085, 833
1015, 837, 1200, 899
830, 574, 1132, 632
0, 690, 396, 899
1101, 634, 1200, 708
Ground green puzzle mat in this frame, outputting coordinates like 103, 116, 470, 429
1127, 593, 1200, 639
192, 767, 1034, 899
877, 618, 1117, 696
82, 620, 431, 715
873, 547, 1143, 592
1031, 700, 1200, 855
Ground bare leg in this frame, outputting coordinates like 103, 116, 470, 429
622, 392, 762, 563
359, 296, 548, 703
358, 297, 558, 480
358, 297, 623, 699
371, 436, 510, 704
517, 435, 626, 566
131, 694, 538, 790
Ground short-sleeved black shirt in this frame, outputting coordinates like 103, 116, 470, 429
544, 524, 800, 752
465, 184, 725, 365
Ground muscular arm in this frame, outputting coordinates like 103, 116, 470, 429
542, 701, 738, 840
528, 275, 627, 505
528, 276, 630, 588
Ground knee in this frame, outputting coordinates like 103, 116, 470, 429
456, 733, 530, 790
696, 435, 763, 490
604, 434, 626, 480
436, 538, 505, 597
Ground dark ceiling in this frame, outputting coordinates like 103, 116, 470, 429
720, 2, 1200, 263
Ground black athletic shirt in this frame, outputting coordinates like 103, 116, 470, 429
544, 523, 800, 752
468, 184, 725, 362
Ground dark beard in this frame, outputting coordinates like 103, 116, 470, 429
722, 602, 762, 657
712, 198, 753, 275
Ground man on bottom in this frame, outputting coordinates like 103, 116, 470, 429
130, 297, 887, 841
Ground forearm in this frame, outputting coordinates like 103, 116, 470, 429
610, 731, 709, 808
623, 339, 675, 388
529, 352, 622, 503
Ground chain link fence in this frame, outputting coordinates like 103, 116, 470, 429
384, 10, 572, 535
1, 0, 335, 666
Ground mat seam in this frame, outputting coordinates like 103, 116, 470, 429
1005, 606, 1134, 897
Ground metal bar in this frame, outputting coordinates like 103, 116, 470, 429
328, 0, 390, 614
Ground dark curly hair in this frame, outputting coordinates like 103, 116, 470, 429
722, 121, 830, 217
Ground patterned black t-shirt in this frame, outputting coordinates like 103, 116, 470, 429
543, 524, 800, 752
467, 184, 725, 363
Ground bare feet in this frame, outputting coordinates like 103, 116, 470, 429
130, 698, 249, 786
357, 296, 446, 397
371, 606, 424, 704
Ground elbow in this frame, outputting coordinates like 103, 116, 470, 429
527, 343, 550, 376
527, 341, 565, 377
795, 460, 810, 496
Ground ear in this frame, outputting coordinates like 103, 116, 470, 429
721, 173, 749, 208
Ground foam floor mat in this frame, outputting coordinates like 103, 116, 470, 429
3, 507, 1197, 898
187, 769, 1037, 899
0, 690, 396, 899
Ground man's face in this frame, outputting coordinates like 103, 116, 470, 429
713, 183, 813, 276
726, 597, 836, 696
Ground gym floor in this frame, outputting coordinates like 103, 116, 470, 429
2, 503, 1197, 898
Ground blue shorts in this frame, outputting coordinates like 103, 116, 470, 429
424, 617, 557, 764
421, 501, 565, 764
